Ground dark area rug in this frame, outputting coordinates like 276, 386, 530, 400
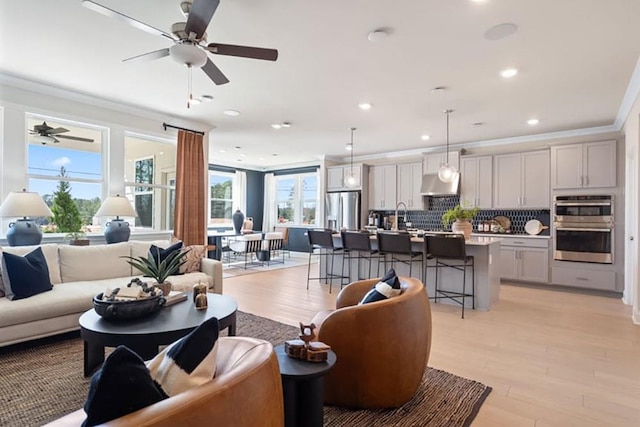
0, 311, 491, 427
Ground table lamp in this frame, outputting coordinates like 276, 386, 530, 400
95, 194, 137, 244
0, 189, 53, 246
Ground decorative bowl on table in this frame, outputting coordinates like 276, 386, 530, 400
93, 292, 166, 321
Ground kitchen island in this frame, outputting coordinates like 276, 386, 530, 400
318, 233, 502, 311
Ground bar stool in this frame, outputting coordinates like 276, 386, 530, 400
377, 232, 424, 281
340, 230, 381, 281
307, 229, 348, 293
424, 234, 475, 319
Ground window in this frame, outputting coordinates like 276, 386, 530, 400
124, 135, 176, 230
26, 116, 104, 233
209, 171, 234, 226
276, 172, 317, 225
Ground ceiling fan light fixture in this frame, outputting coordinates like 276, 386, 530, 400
33, 135, 56, 145
170, 43, 207, 67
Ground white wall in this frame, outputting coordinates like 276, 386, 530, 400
623, 90, 640, 324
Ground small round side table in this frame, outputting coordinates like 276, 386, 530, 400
274, 344, 337, 427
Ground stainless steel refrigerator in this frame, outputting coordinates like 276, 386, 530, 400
326, 191, 361, 231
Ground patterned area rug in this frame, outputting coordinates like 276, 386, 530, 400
0, 311, 491, 427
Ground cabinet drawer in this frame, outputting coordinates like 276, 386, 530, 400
500, 237, 549, 249
551, 266, 615, 291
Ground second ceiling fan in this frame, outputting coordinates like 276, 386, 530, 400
82, 0, 278, 86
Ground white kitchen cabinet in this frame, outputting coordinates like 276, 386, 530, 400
500, 237, 549, 283
397, 162, 423, 210
460, 156, 492, 208
494, 150, 549, 209
369, 164, 397, 210
326, 164, 363, 191
551, 140, 616, 189
423, 151, 459, 174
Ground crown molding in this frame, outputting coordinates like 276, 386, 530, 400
615, 57, 640, 129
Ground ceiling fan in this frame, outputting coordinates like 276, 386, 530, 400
29, 122, 95, 144
81, 0, 279, 87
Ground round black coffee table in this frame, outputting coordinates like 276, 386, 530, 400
80, 294, 237, 376
274, 344, 337, 427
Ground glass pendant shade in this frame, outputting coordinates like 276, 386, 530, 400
438, 163, 457, 183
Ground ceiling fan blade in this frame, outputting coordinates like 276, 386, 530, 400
185, 0, 219, 40
81, 0, 176, 42
48, 127, 70, 135
201, 59, 229, 85
123, 48, 171, 63
56, 135, 95, 143
206, 43, 278, 61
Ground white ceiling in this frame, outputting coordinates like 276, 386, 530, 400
2, 0, 640, 169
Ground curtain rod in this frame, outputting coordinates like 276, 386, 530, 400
162, 122, 205, 136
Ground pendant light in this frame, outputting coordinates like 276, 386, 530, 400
344, 127, 358, 188
438, 109, 458, 183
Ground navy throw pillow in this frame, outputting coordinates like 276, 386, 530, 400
83, 346, 168, 427
1, 247, 52, 300
148, 242, 184, 275
359, 268, 402, 304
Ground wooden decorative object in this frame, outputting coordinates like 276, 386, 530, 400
284, 323, 331, 362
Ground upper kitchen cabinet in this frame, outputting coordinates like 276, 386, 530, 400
494, 150, 550, 209
460, 156, 492, 208
397, 162, 424, 210
327, 164, 364, 191
423, 151, 459, 174
369, 164, 397, 210
551, 140, 616, 189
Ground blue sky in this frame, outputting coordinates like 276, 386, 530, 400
28, 145, 102, 199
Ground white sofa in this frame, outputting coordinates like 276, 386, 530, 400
0, 240, 223, 348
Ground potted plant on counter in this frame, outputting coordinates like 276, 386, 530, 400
442, 204, 480, 240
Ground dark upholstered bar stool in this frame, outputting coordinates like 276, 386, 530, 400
377, 232, 423, 281
424, 234, 475, 318
340, 230, 381, 281
307, 229, 348, 293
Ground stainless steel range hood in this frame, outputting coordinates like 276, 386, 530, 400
419, 173, 460, 196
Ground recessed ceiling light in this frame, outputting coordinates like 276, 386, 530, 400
239, 153, 247, 157
470, 0, 487, 3
367, 29, 388, 42
201, 95, 214, 102
190, 98, 202, 105
281, 122, 292, 128
159, 151, 164, 155
271, 124, 282, 129
219, 149, 226, 153
346, 144, 353, 151
527, 118, 540, 125
234, 146, 242, 150
421, 134, 431, 141
224, 110, 240, 116
236, 159, 243, 162
500, 68, 518, 78
259, 157, 264, 160
431, 86, 446, 94
485, 23, 518, 41
472, 122, 484, 126
272, 153, 278, 156
358, 103, 372, 110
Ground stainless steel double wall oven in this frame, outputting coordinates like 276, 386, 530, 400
553, 195, 614, 264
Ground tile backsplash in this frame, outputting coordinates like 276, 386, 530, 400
371, 195, 550, 234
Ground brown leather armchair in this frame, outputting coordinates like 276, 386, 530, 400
45, 337, 284, 427
311, 276, 432, 409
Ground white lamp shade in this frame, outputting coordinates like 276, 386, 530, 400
0, 190, 53, 218
438, 164, 458, 183
95, 195, 137, 218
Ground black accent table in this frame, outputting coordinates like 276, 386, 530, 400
274, 344, 337, 427
79, 294, 237, 376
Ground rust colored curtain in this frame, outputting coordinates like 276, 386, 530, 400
174, 130, 206, 246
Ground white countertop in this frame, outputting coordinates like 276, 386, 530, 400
471, 232, 551, 239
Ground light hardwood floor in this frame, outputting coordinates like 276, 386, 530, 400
223, 263, 640, 427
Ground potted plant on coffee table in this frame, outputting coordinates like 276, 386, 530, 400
122, 248, 189, 297
442, 204, 480, 240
